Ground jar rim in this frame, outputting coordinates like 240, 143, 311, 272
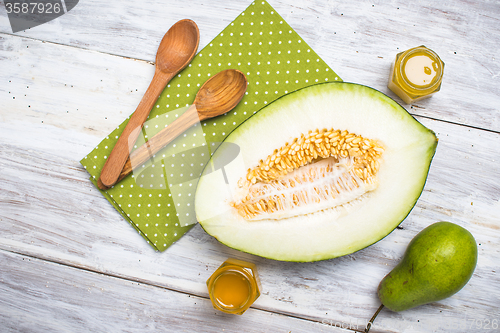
397, 46, 444, 93
210, 268, 254, 312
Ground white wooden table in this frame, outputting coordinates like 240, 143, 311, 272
1, 1, 499, 332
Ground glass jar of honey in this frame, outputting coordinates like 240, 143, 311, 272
388, 45, 444, 104
206, 258, 261, 315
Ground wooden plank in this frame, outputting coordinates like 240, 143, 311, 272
0, 0, 250, 63
0, 249, 345, 333
0, 34, 154, 143
0, 0, 498, 132
0, 32, 499, 331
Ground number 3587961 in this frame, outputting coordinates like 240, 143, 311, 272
5, 2, 62, 14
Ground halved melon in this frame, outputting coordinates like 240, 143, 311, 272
195, 82, 437, 262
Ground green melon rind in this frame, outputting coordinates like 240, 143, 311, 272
195, 82, 437, 262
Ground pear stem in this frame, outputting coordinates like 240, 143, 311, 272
364, 304, 384, 333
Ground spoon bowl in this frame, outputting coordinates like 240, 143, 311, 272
99, 19, 200, 188
156, 19, 200, 73
195, 69, 248, 116
97, 69, 247, 190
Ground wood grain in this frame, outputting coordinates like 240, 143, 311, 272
0, 0, 499, 332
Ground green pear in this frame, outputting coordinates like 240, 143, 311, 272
377, 221, 477, 312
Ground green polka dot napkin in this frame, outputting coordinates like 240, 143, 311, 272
80, 0, 341, 252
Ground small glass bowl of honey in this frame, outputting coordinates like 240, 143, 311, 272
207, 258, 261, 315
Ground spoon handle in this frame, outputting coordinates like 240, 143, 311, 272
97, 104, 202, 189
99, 69, 175, 187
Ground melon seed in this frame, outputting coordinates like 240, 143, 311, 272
232, 128, 384, 220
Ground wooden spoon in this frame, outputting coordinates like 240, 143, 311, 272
97, 69, 248, 190
99, 19, 200, 188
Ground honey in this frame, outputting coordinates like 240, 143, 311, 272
388, 46, 444, 104
207, 258, 261, 315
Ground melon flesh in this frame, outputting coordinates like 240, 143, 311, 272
195, 83, 437, 262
